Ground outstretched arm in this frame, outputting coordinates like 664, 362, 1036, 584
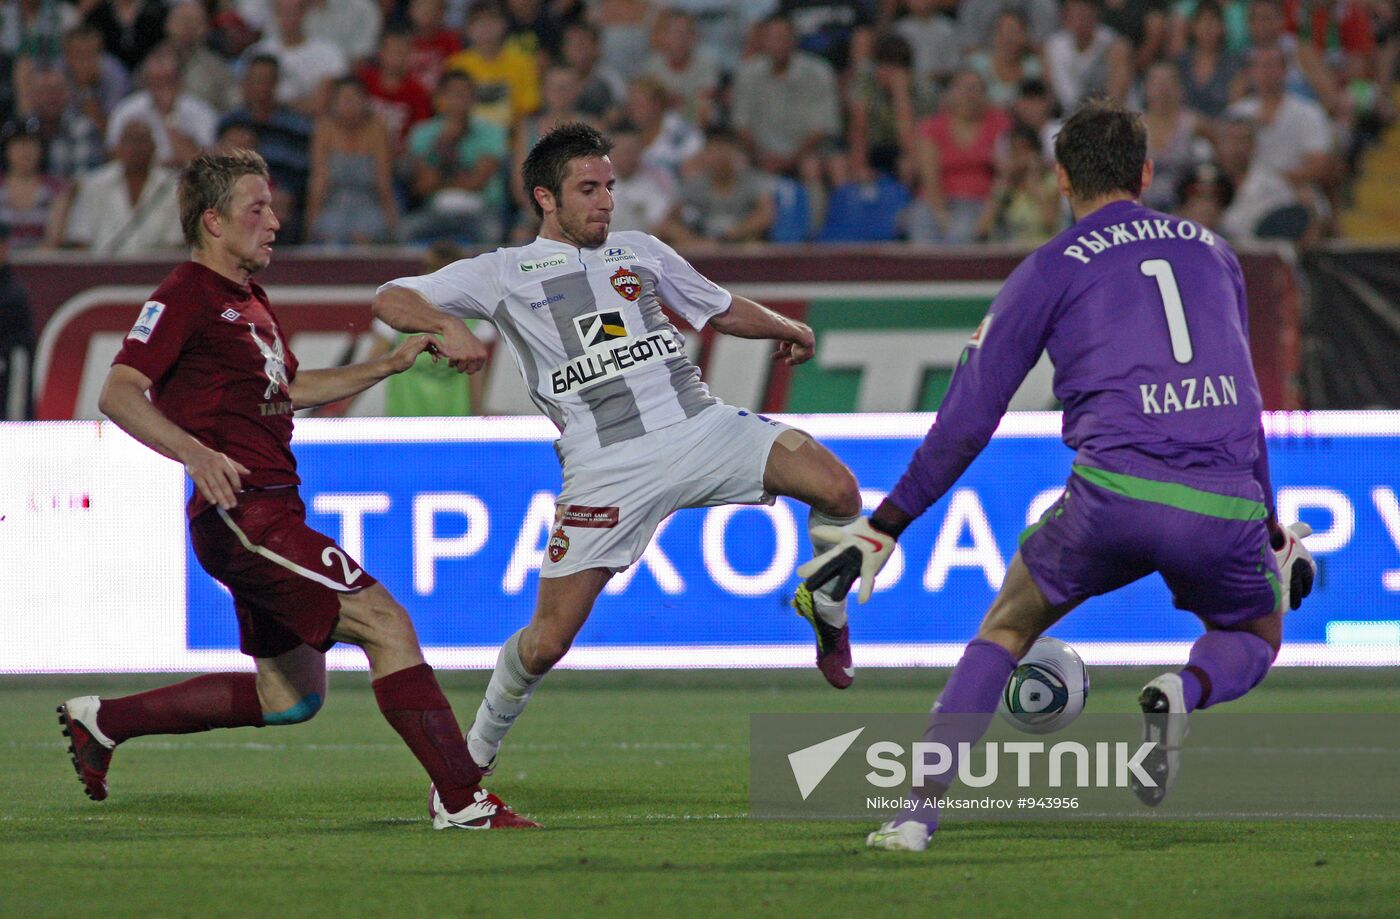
99, 363, 250, 510
800, 256, 1057, 601
708, 294, 816, 365
289, 335, 435, 409
880, 258, 1056, 527
373, 284, 490, 374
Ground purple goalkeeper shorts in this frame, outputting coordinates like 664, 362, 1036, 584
1018, 460, 1281, 627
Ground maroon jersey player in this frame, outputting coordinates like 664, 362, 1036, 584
57, 149, 536, 830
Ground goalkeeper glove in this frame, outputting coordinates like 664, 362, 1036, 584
797, 517, 896, 604
1273, 521, 1315, 612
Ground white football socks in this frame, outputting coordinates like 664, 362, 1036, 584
468, 630, 543, 766
808, 509, 860, 627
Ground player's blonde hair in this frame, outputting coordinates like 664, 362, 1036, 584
178, 149, 271, 248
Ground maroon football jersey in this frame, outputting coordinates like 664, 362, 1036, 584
112, 262, 301, 517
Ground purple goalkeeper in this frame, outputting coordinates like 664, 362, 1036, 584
799, 99, 1317, 852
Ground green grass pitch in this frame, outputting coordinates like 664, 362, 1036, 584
2, 668, 1397, 917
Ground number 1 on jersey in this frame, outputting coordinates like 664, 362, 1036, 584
1139, 258, 1194, 364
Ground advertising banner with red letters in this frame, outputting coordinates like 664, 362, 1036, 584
14, 245, 1301, 420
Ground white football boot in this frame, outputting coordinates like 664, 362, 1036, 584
429, 786, 540, 830
1135, 672, 1189, 806
866, 820, 930, 851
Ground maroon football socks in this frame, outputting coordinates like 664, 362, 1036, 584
372, 663, 484, 812
96, 673, 266, 743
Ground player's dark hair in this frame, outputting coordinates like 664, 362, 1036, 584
1053, 98, 1147, 202
178, 148, 271, 248
521, 121, 614, 219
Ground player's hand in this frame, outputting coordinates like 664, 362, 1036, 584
184, 447, 250, 511
777, 321, 816, 366
797, 517, 896, 604
385, 334, 435, 373
434, 321, 490, 374
1273, 521, 1316, 612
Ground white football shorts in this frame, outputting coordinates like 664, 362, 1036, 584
543, 403, 793, 577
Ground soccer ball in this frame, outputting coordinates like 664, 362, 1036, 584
996, 637, 1090, 735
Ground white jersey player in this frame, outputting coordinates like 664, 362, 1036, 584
372, 122, 863, 782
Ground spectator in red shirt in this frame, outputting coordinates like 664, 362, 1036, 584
405, 0, 459, 90
909, 67, 1011, 244
357, 22, 435, 148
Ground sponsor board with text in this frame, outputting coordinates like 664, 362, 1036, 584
1, 414, 1396, 671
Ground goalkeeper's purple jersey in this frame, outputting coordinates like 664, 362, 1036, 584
889, 199, 1274, 521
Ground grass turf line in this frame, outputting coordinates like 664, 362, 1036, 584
1, 668, 1397, 917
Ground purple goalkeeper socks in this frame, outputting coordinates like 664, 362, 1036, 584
1177, 630, 1276, 712
896, 638, 1018, 829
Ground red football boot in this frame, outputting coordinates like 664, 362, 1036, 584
429, 785, 541, 829
58, 697, 116, 802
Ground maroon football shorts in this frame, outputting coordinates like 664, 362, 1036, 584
189, 488, 377, 658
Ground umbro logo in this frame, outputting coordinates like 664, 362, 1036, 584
221, 309, 241, 322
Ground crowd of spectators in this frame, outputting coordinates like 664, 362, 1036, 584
0, 0, 1395, 254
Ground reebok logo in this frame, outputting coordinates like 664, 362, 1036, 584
788, 727, 865, 800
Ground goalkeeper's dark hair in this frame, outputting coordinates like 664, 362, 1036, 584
521, 121, 614, 219
1053, 98, 1147, 202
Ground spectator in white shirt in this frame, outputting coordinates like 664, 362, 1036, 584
246, 0, 349, 115
63, 118, 184, 252
895, 0, 961, 94
607, 121, 677, 233
731, 15, 840, 182
1042, 0, 1132, 112
621, 75, 703, 180
642, 10, 721, 128
164, 1, 236, 113
1215, 113, 1309, 241
1225, 45, 1334, 229
957, 0, 1060, 52
106, 46, 219, 166
238, 0, 383, 64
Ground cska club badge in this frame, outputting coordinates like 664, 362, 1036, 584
548, 525, 570, 563
610, 267, 642, 301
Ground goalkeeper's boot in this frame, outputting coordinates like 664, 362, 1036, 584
866, 819, 930, 852
429, 785, 541, 829
793, 583, 853, 689
57, 696, 116, 802
1134, 673, 1189, 807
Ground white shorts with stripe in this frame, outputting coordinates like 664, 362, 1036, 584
544, 403, 792, 578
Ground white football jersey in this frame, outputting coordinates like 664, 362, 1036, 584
379, 231, 733, 450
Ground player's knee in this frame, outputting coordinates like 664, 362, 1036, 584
524, 633, 573, 672
1252, 612, 1284, 658
341, 591, 417, 651
264, 692, 324, 726
817, 463, 861, 518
